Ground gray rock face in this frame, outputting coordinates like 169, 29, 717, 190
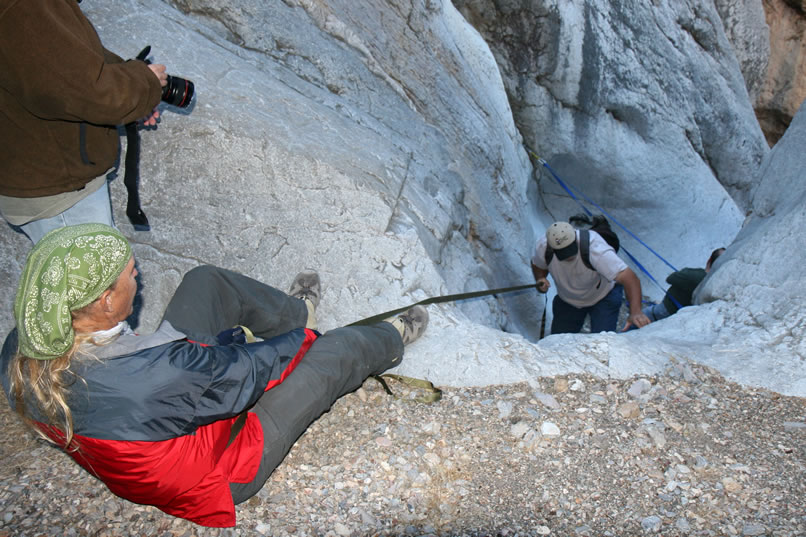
454, 0, 768, 279
153, 0, 541, 337
756, 0, 806, 145
714, 0, 770, 103
714, 0, 806, 147
694, 102, 806, 376
16, 0, 538, 340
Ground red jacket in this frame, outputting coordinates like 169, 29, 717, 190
2, 327, 318, 527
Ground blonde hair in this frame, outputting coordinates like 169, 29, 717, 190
8, 304, 99, 452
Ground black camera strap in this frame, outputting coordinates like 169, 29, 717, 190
121, 46, 155, 232
123, 122, 150, 231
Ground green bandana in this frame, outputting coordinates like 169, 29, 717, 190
13, 224, 132, 360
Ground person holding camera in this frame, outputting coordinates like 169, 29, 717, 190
0, 0, 169, 243
1, 223, 429, 527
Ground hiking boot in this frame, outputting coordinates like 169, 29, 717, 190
289, 270, 321, 309
391, 305, 429, 345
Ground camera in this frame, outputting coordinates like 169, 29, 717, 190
136, 46, 195, 108
161, 75, 194, 108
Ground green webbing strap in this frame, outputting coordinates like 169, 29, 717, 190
372, 374, 443, 403
238, 325, 257, 344
350, 282, 538, 405
347, 283, 537, 327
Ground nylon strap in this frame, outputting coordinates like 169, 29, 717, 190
371, 374, 443, 403
351, 283, 537, 405
230, 284, 538, 416
347, 283, 536, 327
123, 47, 155, 232
238, 325, 257, 343
124, 122, 150, 231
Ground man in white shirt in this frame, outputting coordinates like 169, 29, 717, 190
531, 221, 650, 334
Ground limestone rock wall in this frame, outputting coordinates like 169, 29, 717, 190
714, 0, 770, 103
0, 0, 544, 340
453, 0, 768, 297
693, 100, 806, 383
156, 0, 544, 337
0, 0, 774, 335
715, 0, 806, 146
757, 0, 806, 145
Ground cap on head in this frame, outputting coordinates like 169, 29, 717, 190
546, 221, 578, 260
14, 223, 132, 360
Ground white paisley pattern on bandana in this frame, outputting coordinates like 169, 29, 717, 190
13, 224, 132, 360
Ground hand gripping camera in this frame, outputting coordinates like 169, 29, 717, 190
136, 46, 194, 108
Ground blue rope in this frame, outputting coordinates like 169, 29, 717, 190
538, 158, 678, 272
530, 151, 684, 310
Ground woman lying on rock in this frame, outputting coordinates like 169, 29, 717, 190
1, 223, 428, 527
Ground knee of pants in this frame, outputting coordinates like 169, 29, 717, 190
182, 265, 219, 286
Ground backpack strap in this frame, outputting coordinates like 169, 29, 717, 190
579, 229, 594, 271
372, 374, 443, 404
544, 245, 554, 266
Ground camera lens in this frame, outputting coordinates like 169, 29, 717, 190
161, 75, 195, 108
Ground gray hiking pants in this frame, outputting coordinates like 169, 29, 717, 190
161, 265, 404, 503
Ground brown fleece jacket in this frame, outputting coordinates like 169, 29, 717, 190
0, 0, 162, 197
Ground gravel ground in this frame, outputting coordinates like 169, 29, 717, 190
1, 360, 805, 537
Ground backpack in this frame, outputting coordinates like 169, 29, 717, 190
545, 215, 620, 271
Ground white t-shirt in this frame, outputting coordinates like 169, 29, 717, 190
531, 230, 627, 308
